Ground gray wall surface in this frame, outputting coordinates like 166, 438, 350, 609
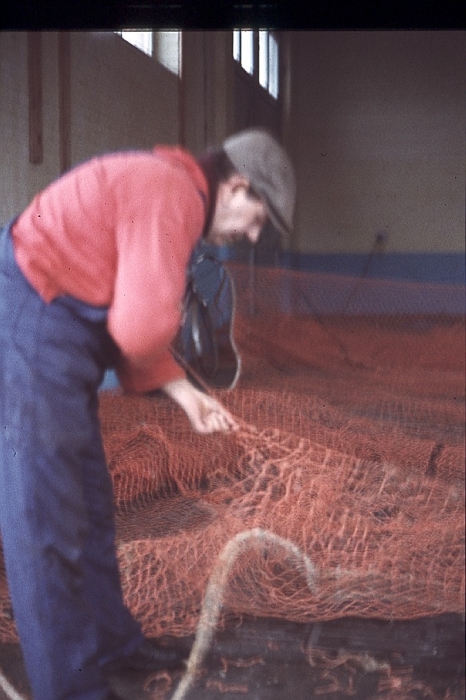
1, 30, 464, 256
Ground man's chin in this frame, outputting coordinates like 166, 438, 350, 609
206, 232, 237, 246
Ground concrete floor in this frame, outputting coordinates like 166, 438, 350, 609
1, 613, 464, 699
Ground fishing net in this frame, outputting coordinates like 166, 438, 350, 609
0, 265, 464, 651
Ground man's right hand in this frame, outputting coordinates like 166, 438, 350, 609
162, 377, 239, 434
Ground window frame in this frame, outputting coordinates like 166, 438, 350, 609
115, 30, 182, 77
115, 30, 154, 57
233, 29, 280, 101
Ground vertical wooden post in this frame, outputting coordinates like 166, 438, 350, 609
280, 32, 294, 251
58, 32, 71, 174
204, 32, 234, 147
177, 31, 185, 147
28, 32, 43, 164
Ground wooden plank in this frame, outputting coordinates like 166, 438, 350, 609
177, 32, 185, 146
27, 32, 43, 165
58, 33, 71, 174
0, 615, 464, 699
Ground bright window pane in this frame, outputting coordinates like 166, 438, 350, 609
233, 30, 241, 61
240, 30, 254, 75
259, 30, 268, 89
155, 31, 181, 75
119, 31, 153, 57
268, 32, 279, 98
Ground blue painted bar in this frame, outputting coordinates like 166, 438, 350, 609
100, 250, 465, 390
216, 247, 465, 315
216, 247, 465, 286
273, 272, 465, 316
279, 252, 465, 286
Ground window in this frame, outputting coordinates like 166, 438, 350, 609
233, 29, 254, 75
154, 31, 181, 76
259, 31, 278, 99
233, 29, 279, 99
115, 30, 181, 76
116, 30, 153, 57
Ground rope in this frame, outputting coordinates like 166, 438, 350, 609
0, 669, 26, 700
171, 527, 318, 700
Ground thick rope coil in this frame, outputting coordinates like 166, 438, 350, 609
171, 527, 318, 700
0, 669, 26, 700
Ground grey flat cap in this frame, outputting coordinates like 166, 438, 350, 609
222, 129, 296, 238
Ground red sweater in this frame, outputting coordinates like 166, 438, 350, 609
12, 146, 209, 393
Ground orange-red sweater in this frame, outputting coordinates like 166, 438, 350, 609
12, 146, 208, 393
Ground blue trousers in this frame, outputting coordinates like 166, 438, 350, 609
0, 222, 143, 699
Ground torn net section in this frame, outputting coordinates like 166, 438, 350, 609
0, 266, 464, 645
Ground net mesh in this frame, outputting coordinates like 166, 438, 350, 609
0, 265, 464, 649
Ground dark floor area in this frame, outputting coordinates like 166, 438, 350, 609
1, 613, 464, 699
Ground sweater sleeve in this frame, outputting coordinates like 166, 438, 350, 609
107, 165, 204, 394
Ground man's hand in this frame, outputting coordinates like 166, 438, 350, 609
162, 377, 239, 434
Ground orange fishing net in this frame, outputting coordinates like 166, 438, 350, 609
0, 265, 464, 647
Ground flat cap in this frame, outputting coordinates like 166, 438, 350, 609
222, 129, 296, 238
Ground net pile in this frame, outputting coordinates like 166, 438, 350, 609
0, 265, 464, 646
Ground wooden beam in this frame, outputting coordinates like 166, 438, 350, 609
177, 31, 185, 147
27, 32, 43, 164
58, 33, 71, 174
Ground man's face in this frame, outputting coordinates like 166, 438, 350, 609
205, 174, 268, 246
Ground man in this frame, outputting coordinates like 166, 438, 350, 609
0, 129, 295, 700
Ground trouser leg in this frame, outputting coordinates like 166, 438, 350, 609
79, 393, 144, 668
0, 224, 142, 699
